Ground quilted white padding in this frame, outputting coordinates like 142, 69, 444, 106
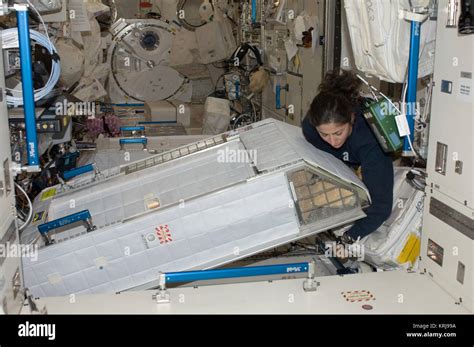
24, 173, 299, 297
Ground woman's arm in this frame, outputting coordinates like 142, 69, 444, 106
345, 143, 394, 240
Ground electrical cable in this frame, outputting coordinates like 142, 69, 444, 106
15, 183, 33, 232
242, 93, 257, 123
414, 78, 432, 132
231, 113, 250, 130
27, 0, 53, 47
406, 169, 426, 191
2, 27, 61, 106
356, 74, 379, 101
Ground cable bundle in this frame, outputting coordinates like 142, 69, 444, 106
1, 28, 61, 106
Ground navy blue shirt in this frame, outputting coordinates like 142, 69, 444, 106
301, 107, 394, 240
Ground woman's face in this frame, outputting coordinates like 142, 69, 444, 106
316, 121, 353, 149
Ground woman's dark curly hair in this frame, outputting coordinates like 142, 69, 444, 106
306, 69, 362, 127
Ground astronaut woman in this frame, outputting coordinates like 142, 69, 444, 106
302, 70, 394, 244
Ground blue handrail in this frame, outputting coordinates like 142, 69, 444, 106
38, 210, 94, 235
163, 262, 309, 284
17, 6, 39, 167
404, 21, 421, 155
63, 164, 94, 180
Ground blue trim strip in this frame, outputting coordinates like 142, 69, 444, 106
251, 0, 257, 23
17, 9, 39, 166
63, 164, 94, 180
120, 126, 145, 132
276, 84, 281, 109
120, 138, 148, 145
404, 21, 421, 153
38, 210, 91, 234
164, 262, 309, 284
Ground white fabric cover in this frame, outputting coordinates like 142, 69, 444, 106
344, 0, 436, 83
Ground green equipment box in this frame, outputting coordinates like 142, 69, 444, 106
363, 99, 403, 153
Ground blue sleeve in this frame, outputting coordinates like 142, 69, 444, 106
301, 117, 321, 148
346, 143, 394, 240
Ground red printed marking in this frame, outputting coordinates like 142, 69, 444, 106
155, 225, 173, 244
